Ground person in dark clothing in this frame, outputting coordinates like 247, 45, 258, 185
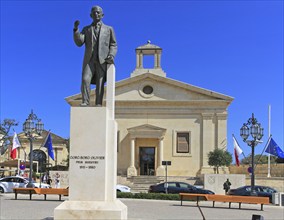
223, 178, 232, 194
47, 174, 52, 185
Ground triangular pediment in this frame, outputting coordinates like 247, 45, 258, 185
128, 124, 166, 132
115, 73, 233, 102
65, 72, 233, 106
127, 124, 166, 139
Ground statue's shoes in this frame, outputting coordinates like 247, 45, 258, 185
80, 103, 89, 107
95, 104, 102, 107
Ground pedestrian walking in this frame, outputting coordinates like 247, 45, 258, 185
47, 174, 52, 186
54, 172, 60, 188
42, 172, 48, 184
223, 178, 231, 194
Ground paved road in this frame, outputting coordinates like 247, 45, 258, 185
0, 193, 283, 219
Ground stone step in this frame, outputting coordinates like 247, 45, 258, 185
128, 177, 164, 182
127, 176, 165, 193
131, 181, 162, 184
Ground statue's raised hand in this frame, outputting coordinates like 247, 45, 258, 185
74, 20, 80, 30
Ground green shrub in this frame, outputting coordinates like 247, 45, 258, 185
117, 192, 180, 201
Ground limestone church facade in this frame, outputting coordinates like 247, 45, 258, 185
66, 42, 233, 177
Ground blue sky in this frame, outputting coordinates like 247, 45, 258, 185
1, 0, 283, 163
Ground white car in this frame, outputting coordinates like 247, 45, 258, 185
116, 184, 131, 192
0, 176, 50, 193
23, 177, 51, 189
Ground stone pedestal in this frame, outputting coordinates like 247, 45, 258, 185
55, 200, 127, 219
54, 107, 127, 219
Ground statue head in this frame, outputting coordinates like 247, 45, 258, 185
90, 6, 104, 22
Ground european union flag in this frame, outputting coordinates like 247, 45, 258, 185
265, 138, 284, 159
43, 132, 55, 160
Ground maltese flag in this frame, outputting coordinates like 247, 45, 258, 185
10, 132, 21, 159
233, 136, 243, 166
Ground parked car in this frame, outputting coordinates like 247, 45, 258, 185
23, 178, 51, 189
148, 181, 214, 194
0, 176, 51, 193
228, 185, 277, 202
116, 184, 131, 192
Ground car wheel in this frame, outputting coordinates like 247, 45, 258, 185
0, 186, 4, 193
117, 189, 121, 192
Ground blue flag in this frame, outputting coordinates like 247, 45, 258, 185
43, 132, 55, 160
265, 138, 284, 159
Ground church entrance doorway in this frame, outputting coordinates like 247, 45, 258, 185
139, 147, 155, 176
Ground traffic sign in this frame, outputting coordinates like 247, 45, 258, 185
162, 161, 171, 166
248, 167, 253, 173
20, 161, 26, 170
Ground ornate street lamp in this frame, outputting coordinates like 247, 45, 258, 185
240, 113, 263, 196
23, 110, 44, 187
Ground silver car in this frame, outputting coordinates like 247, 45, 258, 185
116, 184, 131, 192
0, 176, 50, 193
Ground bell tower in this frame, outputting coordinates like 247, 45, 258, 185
131, 41, 166, 77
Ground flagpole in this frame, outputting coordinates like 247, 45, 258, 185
17, 159, 20, 175
267, 105, 271, 177
254, 135, 272, 171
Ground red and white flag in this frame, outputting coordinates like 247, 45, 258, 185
10, 132, 21, 159
233, 136, 243, 166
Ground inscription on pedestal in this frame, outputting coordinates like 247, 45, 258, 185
70, 155, 105, 170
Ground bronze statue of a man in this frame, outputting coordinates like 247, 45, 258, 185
73, 6, 117, 106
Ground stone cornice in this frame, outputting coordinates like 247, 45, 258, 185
201, 113, 214, 120
115, 100, 231, 107
66, 99, 232, 108
216, 112, 228, 120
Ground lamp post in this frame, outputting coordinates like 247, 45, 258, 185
23, 110, 44, 188
240, 113, 263, 196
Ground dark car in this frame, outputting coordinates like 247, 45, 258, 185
148, 181, 214, 194
228, 185, 277, 202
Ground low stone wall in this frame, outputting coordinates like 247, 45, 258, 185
230, 164, 284, 177
230, 164, 284, 192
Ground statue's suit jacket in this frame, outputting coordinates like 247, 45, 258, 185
73, 22, 117, 84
